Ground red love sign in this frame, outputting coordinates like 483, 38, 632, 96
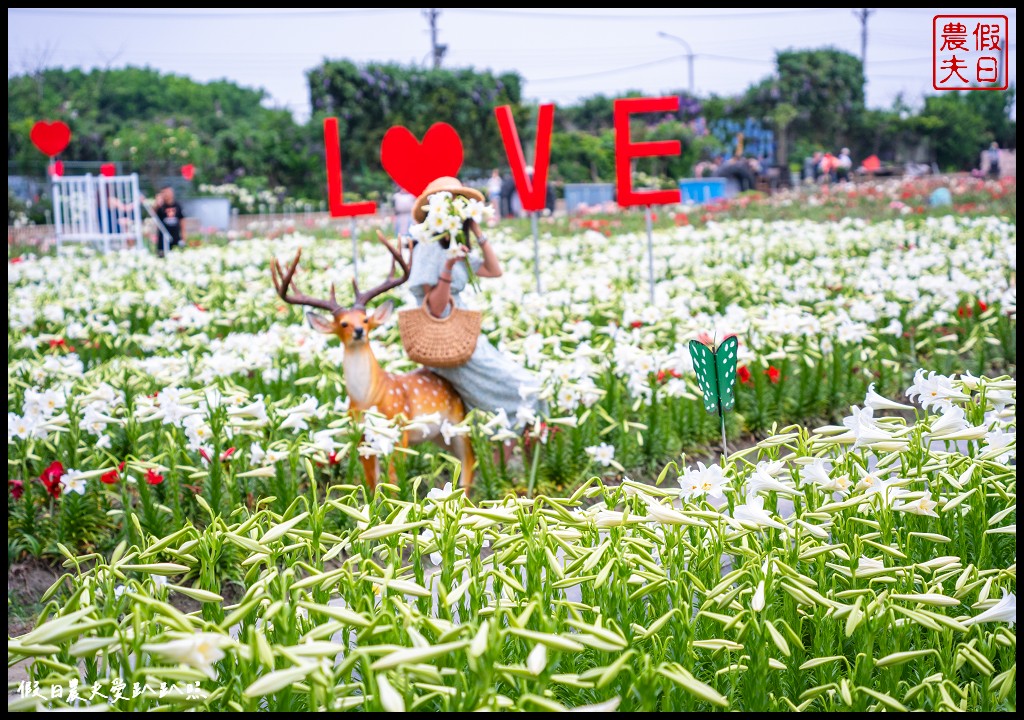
100, 163, 116, 177
181, 164, 195, 181
30, 121, 72, 158
49, 161, 65, 177
380, 123, 463, 196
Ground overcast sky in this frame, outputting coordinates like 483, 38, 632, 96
7, 8, 1017, 122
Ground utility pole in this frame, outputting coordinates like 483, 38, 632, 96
657, 32, 695, 95
424, 8, 447, 69
853, 8, 875, 69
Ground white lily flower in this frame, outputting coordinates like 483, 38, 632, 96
733, 494, 786, 530
585, 442, 616, 468
376, 673, 405, 712
748, 466, 799, 497
864, 383, 913, 411
526, 643, 547, 676
60, 469, 87, 495
964, 589, 1016, 626
751, 580, 766, 612
678, 461, 727, 501
892, 494, 940, 517
143, 632, 226, 680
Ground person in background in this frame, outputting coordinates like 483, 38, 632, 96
486, 169, 503, 218
499, 171, 516, 219
97, 184, 131, 235
836, 147, 853, 183
986, 141, 1001, 179
155, 186, 186, 257
818, 152, 838, 183
151, 188, 167, 251
808, 151, 824, 182
716, 155, 756, 192
392, 186, 416, 238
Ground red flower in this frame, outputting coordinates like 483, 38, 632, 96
10, 257, 24, 265
524, 421, 559, 451
40, 461, 64, 484
220, 447, 236, 462
145, 468, 164, 486
957, 305, 972, 318
9, 479, 24, 500
328, 451, 341, 466
656, 369, 682, 384
765, 366, 781, 384
39, 461, 65, 497
978, 300, 988, 313
695, 331, 715, 348
737, 366, 752, 384
100, 462, 125, 485
630, 320, 643, 329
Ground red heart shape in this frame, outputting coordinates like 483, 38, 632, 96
49, 161, 65, 177
31, 121, 72, 158
380, 123, 463, 196
181, 164, 195, 181
100, 163, 116, 177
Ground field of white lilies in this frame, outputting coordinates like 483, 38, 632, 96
7, 210, 1016, 711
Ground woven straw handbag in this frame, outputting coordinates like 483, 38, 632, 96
398, 298, 481, 368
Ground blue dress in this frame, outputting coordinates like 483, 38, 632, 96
406, 241, 543, 428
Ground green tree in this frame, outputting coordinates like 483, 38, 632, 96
911, 89, 1016, 171
307, 61, 524, 195
737, 48, 865, 157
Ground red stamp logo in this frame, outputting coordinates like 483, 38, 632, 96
933, 15, 1009, 90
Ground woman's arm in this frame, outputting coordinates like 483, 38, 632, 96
465, 219, 502, 278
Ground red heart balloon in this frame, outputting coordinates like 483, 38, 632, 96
380, 123, 464, 196
49, 161, 65, 177
181, 164, 195, 181
31, 121, 72, 158
100, 163, 116, 177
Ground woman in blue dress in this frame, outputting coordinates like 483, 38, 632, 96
405, 177, 544, 434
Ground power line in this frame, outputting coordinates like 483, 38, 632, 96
529, 56, 681, 83
528, 50, 790, 84
697, 53, 774, 66
450, 8, 845, 21
7, 8, 410, 18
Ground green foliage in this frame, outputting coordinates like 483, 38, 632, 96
913, 87, 1017, 171
7, 66, 322, 198
307, 60, 525, 193
550, 129, 616, 184
741, 48, 865, 151
6, 59, 1016, 215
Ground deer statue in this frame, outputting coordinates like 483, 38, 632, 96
271, 231, 475, 492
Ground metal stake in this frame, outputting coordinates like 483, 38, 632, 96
530, 211, 541, 293
645, 205, 655, 306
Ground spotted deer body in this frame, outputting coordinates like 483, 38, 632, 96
271, 233, 474, 491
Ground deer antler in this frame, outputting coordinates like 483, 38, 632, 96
352, 230, 412, 309
270, 248, 344, 315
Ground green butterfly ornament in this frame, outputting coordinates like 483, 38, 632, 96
689, 336, 739, 415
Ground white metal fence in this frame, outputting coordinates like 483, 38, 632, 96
51, 173, 145, 253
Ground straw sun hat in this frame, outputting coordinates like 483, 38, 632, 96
412, 176, 484, 223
